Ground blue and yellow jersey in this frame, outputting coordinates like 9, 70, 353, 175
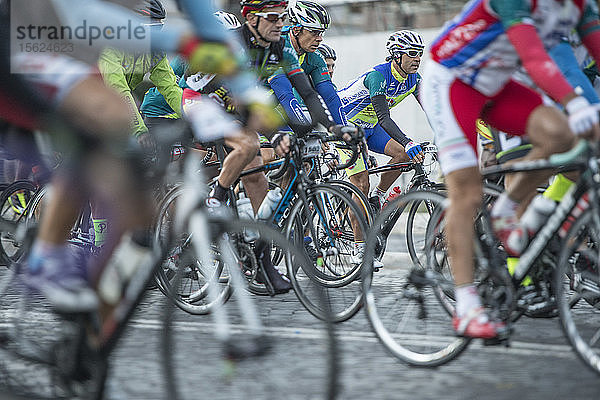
337, 61, 420, 128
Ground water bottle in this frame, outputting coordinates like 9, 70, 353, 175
521, 194, 557, 234
236, 192, 258, 241
256, 188, 282, 221
507, 194, 556, 254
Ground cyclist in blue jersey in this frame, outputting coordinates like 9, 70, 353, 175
337, 30, 427, 210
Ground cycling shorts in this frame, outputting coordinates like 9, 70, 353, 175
12, 53, 94, 107
421, 61, 542, 176
337, 123, 392, 177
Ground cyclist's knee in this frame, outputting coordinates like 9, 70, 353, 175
528, 107, 574, 154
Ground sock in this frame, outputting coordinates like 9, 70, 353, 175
543, 173, 574, 202
506, 257, 533, 286
372, 187, 386, 202
211, 182, 229, 203
28, 240, 66, 273
92, 218, 108, 248
491, 193, 519, 218
455, 284, 487, 322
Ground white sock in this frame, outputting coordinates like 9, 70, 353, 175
491, 193, 518, 218
455, 285, 488, 322
372, 187, 386, 202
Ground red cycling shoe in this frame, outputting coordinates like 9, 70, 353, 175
452, 307, 505, 339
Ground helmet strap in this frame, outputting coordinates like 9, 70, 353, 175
393, 55, 408, 77
251, 16, 270, 45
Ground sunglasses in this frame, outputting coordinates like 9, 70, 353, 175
304, 27, 325, 36
400, 49, 423, 58
254, 11, 287, 22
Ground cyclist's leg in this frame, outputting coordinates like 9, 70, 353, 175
240, 154, 269, 213
421, 63, 504, 338
367, 124, 411, 194
212, 128, 259, 202
485, 81, 574, 247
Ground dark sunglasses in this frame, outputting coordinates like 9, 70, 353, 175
254, 11, 287, 22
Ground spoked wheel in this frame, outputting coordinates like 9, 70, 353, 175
162, 217, 340, 400
154, 185, 232, 315
285, 184, 368, 322
0, 268, 107, 399
362, 190, 470, 367
554, 205, 600, 376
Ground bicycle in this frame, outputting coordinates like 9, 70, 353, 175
361, 139, 600, 372
0, 122, 341, 399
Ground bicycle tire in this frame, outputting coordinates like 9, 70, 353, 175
153, 184, 232, 315
554, 204, 600, 376
0, 180, 37, 265
285, 183, 368, 322
162, 217, 340, 400
362, 189, 471, 367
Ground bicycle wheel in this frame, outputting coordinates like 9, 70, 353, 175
362, 189, 470, 366
327, 179, 373, 224
554, 205, 600, 376
285, 183, 368, 322
0, 267, 108, 399
162, 217, 339, 400
0, 180, 37, 265
154, 185, 232, 315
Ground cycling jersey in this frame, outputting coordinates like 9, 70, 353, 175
279, 27, 345, 125
430, 0, 599, 99
422, 0, 600, 176
338, 62, 420, 134
98, 48, 183, 136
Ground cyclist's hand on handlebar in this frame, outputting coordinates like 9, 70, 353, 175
328, 124, 363, 143
566, 96, 600, 140
405, 141, 425, 163
271, 133, 291, 157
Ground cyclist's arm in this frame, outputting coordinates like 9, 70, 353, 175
269, 73, 312, 133
149, 56, 184, 118
307, 52, 346, 125
577, 1, 600, 68
98, 48, 147, 136
365, 71, 411, 147
492, 0, 577, 105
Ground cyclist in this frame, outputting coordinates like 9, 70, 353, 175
277, 0, 346, 127
337, 30, 426, 208
98, 0, 183, 153
421, 0, 600, 338
317, 43, 337, 80
5, 0, 281, 311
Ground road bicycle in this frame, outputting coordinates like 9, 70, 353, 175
361, 139, 600, 372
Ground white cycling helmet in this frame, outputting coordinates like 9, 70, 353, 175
214, 11, 242, 29
288, 0, 330, 31
386, 30, 424, 57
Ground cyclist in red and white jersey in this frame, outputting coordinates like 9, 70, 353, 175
421, 0, 600, 339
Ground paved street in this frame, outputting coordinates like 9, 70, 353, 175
1, 222, 600, 400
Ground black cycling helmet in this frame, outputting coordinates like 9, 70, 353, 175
317, 43, 336, 60
135, 0, 167, 20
